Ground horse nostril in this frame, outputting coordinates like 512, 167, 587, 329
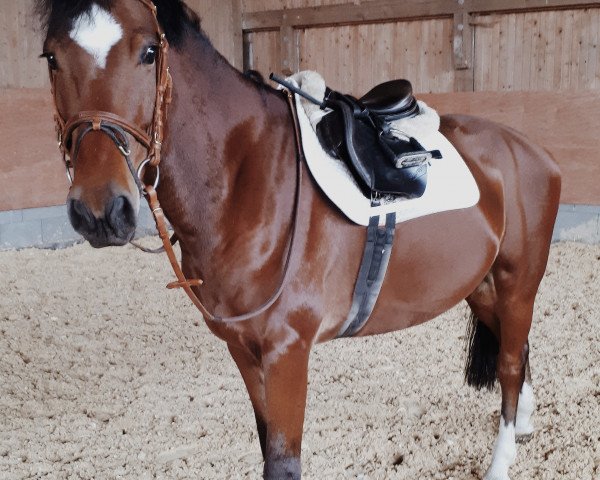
68, 198, 95, 232
106, 196, 135, 238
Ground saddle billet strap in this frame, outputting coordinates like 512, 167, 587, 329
337, 212, 396, 338
142, 89, 303, 323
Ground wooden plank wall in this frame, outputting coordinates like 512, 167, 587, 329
0, 0, 241, 88
242, 1, 600, 205
299, 19, 455, 93
243, 0, 350, 12
243, 3, 600, 95
3, 1, 599, 94
1, 1, 600, 209
0, 0, 48, 88
474, 9, 600, 91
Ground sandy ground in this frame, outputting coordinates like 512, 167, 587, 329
0, 241, 599, 480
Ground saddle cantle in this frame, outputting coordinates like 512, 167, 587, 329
359, 79, 419, 119
315, 80, 442, 199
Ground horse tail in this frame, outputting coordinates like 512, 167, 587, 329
464, 313, 499, 390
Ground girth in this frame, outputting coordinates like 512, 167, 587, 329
337, 212, 396, 338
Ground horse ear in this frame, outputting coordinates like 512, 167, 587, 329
181, 3, 201, 32
152, 0, 203, 47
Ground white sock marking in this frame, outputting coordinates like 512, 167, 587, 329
69, 4, 123, 69
484, 416, 517, 480
515, 382, 535, 436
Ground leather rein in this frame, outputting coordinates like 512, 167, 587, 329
48, 0, 303, 323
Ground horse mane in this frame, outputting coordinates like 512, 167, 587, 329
37, 0, 210, 49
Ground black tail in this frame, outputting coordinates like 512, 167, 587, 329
464, 313, 499, 390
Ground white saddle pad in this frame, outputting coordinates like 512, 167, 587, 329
286, 71, 480, 226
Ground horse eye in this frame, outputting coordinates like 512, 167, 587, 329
141, 46, 157, 65
41, 53, 58, 70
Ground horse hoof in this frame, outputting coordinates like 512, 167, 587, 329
516, 432, 534, 444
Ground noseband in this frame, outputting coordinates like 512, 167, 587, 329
49, 0, 171, 194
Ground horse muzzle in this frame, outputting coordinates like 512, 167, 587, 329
68, 194, 137, 248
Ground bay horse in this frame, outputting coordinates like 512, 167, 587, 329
38, 1, 561, 478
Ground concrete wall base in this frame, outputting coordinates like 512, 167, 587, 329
0, 204, 158, 251
1, 203, 599, 251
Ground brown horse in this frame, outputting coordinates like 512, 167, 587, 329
39, 1, 561, 478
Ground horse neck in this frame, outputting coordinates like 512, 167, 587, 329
158, 34, 297, 288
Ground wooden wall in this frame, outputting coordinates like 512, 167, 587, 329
474, 9, 600, 92
3, 1, 599, 95
0, 0, 241, 89
249, 18, 457, 94
1, 0, 599, 210
243, 2, 600, 95
242, 1, 600, 205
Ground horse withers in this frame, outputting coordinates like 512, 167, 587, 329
38, 1, 561, 479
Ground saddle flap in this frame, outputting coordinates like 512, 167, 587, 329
316, 100, 429, 198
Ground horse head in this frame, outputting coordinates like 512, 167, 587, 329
39, 0, 192, 247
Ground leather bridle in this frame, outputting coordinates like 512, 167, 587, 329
50, 0, 171, 193
47, 0, 304, 324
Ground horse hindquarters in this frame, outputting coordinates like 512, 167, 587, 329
466, 294, 535, 480
455, 116, 561, 480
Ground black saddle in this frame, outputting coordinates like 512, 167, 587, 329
316, 79, 441, 199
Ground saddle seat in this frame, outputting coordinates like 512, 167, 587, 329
316, 79, 441, 199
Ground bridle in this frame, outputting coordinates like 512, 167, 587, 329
50, 0, 171, 194
46, 0, 304, 324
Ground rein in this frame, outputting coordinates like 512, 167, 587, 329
143, 89, 303, 323
48, 0, 304, 323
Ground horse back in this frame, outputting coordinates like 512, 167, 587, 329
305, 114, 560, 340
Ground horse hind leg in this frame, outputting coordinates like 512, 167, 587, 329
515, 357, 535, 442
466, 281, 535, 480
464, 308, 536, 443
484, 301, 533, 480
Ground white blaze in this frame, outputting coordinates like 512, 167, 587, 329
69, 4, 123, 69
